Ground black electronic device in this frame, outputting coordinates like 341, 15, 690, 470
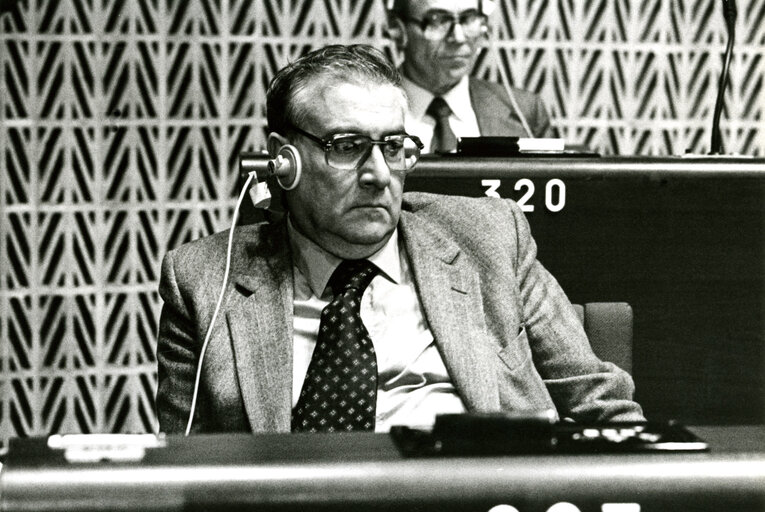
390, 413, 708, 457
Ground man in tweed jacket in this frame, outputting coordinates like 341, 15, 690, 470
155, 44, 642, 434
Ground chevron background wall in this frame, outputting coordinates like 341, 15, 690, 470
0, 0, 763, 439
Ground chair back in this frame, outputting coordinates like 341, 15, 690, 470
572, 302, 633, 374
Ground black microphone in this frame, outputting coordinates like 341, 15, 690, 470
709, 0, 737, 155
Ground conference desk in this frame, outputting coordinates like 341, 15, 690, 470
1, 426, 763, 512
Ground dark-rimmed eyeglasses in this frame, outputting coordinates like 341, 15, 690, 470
403, 9, 488, 41
287, 124, 424, 173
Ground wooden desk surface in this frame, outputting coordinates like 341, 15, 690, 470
1, 426, 764, 512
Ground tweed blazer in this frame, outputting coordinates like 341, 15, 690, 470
156, 193, 643, 434
469, 77, 556, 139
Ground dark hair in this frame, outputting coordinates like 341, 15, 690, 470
266, 44, 403, 135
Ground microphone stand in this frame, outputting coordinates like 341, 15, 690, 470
709, 0, 737, 155
486, 30, 534, 138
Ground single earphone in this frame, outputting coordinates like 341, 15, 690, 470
267, 144, 301, 190
385, 23, 403, 42
384, 18, 407, 51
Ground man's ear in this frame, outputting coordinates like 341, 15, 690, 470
385, 15, 407, 51
267, 132, 289, 158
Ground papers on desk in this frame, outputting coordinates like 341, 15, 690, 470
517, 138, 566, 152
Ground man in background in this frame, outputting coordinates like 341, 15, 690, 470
387, 0, 556, 152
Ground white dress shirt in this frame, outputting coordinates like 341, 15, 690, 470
288, 220, 466, 432
401, 74, 481, 153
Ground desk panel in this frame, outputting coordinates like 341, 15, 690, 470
405, 157, 765, 425
1, 428, 764, 512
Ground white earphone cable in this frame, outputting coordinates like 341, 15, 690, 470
184, 171, 256, 436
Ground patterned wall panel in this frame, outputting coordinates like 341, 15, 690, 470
0, 0, 763, 439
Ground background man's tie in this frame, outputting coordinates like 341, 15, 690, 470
426, 96, 458, 153
292, 259, 380, 432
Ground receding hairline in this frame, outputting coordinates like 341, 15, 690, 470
289, 74, 408, 131
266, 44, 405, 134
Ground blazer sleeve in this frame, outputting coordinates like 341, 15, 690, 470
505, 200, 644, 422
528, 93, 557, 139
155, 250, 202, 434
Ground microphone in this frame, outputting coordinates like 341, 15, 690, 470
486, 32, 534, 138
709, 0, 737, 155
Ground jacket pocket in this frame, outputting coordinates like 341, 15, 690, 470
496, 327, 556, 411
497, 326, 533, 371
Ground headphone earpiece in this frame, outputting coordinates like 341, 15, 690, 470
385, 25, 403, 42
384, 16, 407, 50
267, 144, 301, 190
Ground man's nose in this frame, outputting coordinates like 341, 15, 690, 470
447, 19, 467, 43
358, 144, 392, 189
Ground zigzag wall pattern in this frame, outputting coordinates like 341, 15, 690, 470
0, 0, 763, 439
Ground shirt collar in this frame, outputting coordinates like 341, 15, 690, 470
287, 217, 402, 298
401, 74, 473, 123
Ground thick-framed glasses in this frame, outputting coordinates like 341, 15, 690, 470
287, 125, 424, 173
404, 9, 488, 40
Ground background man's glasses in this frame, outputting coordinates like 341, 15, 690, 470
405, 9, 488, 41
288, 125, 424, 173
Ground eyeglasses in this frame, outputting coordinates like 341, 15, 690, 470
287, 124, 424, 173
404, 9, 488, 41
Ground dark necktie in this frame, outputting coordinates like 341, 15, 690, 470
426, 96, 458, 153
292, 259, 380, 432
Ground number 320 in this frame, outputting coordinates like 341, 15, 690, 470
481, 179, 566, 212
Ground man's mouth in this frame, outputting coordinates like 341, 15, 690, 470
440, 54, 472, 66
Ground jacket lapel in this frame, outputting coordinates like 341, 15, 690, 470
399, 211, 499, 412
223, 209, 503, 430
226, 221, 294, 433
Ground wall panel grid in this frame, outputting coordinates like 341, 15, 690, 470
0, 0, 763, 439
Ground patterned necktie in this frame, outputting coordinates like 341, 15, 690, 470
426, 96, 458, 153
292, 259, 380, 433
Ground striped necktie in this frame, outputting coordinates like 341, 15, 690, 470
426, 96, 458, 153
